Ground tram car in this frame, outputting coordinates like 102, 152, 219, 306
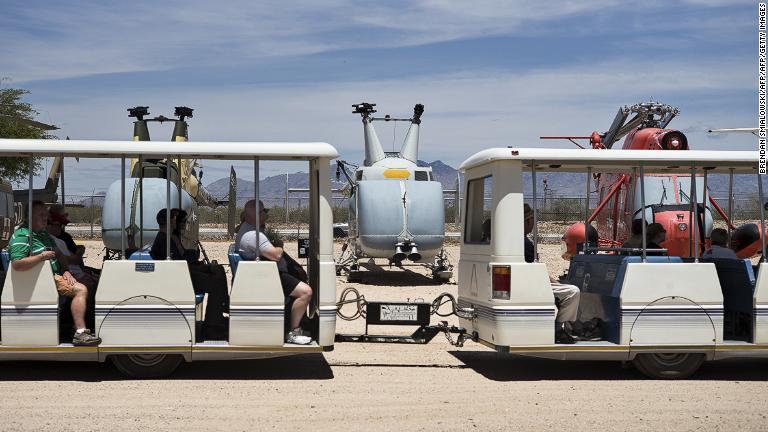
0, 138, 338, 377
457, 148, 765, 378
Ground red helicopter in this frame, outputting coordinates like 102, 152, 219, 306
541, 101, 753, 258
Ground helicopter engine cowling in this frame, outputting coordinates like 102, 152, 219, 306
102, 178, 197, 252
350, 180, 444, 262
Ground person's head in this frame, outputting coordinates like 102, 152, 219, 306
647, 223, 666, 244
631, 219, 645, 236
47, 210, 69, 236
523, 203, 534, 235
710, 228, 729, 248
244, 199, 269, 227
28, 201, 48, 232
156, 208, 186, 231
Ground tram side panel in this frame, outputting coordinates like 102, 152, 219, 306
754, 262, 768, 344
620, 262, 722, 355
1, 262, 59, 346
458, 258, 555, 346
229, 261, 286, 346
96, 261, 195, 359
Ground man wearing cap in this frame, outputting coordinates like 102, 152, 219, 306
236, 199, 313, 345
523, 203, 580, 343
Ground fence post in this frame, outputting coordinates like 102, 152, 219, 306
285, 172, 289, 223
90, 191, 94, 238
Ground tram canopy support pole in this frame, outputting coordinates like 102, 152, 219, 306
531, 163, 538, 262
691, 165, 699, 262
27, 156, 33, 256
254, 157, 260, 260
120, 156, 126, 259
166, 154, 171, 260
689, 166, 695, 258
585, 167, 591, 227
177, 156, 182, 210
60, 154, 65, 208
758, 171, 767, 263
640, 165, 646, 263
139, 155, 143, 246
728, 168, 734, 245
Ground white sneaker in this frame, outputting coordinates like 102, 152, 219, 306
286, 328, 312, 345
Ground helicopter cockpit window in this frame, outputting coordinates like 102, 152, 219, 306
464, 176, 493, 244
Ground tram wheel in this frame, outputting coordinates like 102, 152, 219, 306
632, 352, 705, 379
112, 353, 183, 378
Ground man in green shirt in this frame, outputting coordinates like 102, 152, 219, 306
9, 201, 100, 346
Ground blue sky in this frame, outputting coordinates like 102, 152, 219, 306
0, 0, 759, 195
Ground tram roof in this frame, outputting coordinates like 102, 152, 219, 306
459, 148, 758, 174
0, 139, 338, 160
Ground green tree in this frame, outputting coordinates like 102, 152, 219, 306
0, 84, 55, 182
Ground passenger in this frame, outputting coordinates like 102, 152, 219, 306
523, 204, 579, 344
48, 204, 83, 256
621, 219, 645, 251
236, 199, 313, 345
703, 228, 738, 259
9, 201, 101, 346
47, 210, 98, 291
481, 219, 491, 242
150, 208, 229, 339
645, 223, 667, 256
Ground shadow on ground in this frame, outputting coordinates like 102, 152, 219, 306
0, 353, 333, 382
344, 262, 442, 287
450, 351, 768, 381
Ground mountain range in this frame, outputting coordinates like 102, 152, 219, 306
206, 160, 760, 205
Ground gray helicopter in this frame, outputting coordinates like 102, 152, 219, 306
336, 102, 452, 282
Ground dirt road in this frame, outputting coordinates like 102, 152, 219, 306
0, 241, 765, 431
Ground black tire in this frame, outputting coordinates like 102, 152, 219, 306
111, 354, 183, 378
632, 353, 705, 379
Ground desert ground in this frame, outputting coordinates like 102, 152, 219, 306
0, 240, 766, 431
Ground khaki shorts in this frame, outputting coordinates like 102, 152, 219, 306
54, 274, 77, 297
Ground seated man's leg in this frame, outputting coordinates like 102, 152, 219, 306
55, 276, 100, 345
551, 282, 580, 323
288, 282, 312, 331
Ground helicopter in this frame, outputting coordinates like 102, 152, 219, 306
541, 101, 750, 258
335, 102, 452, 282
101, 106, 236, 259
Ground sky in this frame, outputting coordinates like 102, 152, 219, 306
0, 0, 760, 196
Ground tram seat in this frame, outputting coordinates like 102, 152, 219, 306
128, 245, 153, 261
700, 257, 755, 341
567, 255, 682, 343
228, 243, 243, 276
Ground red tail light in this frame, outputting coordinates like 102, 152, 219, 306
492, 266, 511, 300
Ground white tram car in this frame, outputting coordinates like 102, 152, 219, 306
0, 139, 338, 377
457, 148, 764, 378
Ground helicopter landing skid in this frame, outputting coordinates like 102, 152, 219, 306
335, 243, 453, 283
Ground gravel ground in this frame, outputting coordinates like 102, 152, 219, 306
0, 240, 765, 431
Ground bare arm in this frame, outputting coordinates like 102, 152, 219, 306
11, 251, 55, 271
261, 246, 284, 262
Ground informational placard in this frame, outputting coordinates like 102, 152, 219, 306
135, 263, 155, 273
380, 304, 418, 322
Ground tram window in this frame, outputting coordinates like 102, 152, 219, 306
464, 176, 493, 244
